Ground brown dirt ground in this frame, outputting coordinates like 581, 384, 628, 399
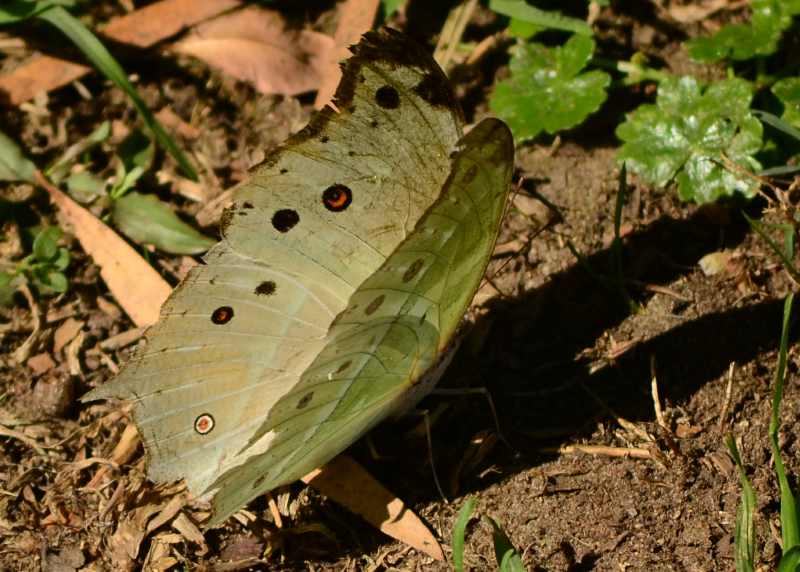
2, 2, 799, 571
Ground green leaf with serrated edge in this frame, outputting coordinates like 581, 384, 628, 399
112, 192, 214, 255
489, 0, 591, 35
484, 516, 527, 572
773, 78, 800, 128
0, 130, 35, 183
452, 498, 477, 572
686, 0, 792, 62
36, 6, 197, 180
32, 227, 61, 262
616, 76, 762, 204
490, 34, 609, 142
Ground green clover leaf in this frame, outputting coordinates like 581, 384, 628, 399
616, 76, 763, 204
490, 34, 610, 142
773, 78, 800, 128
686, 0, 793, 62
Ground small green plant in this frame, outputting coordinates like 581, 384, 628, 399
484, 1, 799, 206
0, 0, 196, 180
685, 0, 799, 62
489, 33, 610, 143
0, 226, 70, 304
773, 78, 800, 129
727, 293, 800, 571
616, 76, 763, 204
452, 497, 527, 571
0, 124, 214, 256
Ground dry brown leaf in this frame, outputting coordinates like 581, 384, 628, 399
313, 0, 380, 109
36, 172, 171, 327
303, 455, 444, 561
171, 512, 207, 550
174, 7, 335, 96
0, 0, 243, 105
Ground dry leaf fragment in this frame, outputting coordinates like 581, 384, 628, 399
303, 455, 444, 561
175, 7, 335, 96
313, 0, 380, 109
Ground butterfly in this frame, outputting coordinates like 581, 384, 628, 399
85, 28, 514, 527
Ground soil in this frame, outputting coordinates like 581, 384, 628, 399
1, 2, 798, 571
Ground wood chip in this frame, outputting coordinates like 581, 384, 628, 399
53, 317, 84, 354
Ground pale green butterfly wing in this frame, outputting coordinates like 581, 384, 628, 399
84, 30, 463, 499
206, 118, 514, 525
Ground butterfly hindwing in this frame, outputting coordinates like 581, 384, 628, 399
205, 118, 514, 525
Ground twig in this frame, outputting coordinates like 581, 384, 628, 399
544, 444, 653, 459
718, 362, 735, 434
650, 356, 668, 431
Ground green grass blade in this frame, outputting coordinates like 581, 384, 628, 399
758, 165, 800, 177
744, 213, 800, 284
726, 435, 757, 572
753, 110, 800, 143
452, 498, 477, 572
769, 294, 800, 553
777, 545, 800, 572
483, 516, 527, 572
36, 6, 197, 180
488, 0, 592, 35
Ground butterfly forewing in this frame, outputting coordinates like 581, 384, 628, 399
85, 29, 465, 502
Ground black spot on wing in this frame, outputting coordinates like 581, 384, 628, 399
272, 209, 299, 232
255, 281, 276, 296
375, 85, 400, 109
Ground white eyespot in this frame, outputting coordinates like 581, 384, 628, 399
194, 413, 215, 435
